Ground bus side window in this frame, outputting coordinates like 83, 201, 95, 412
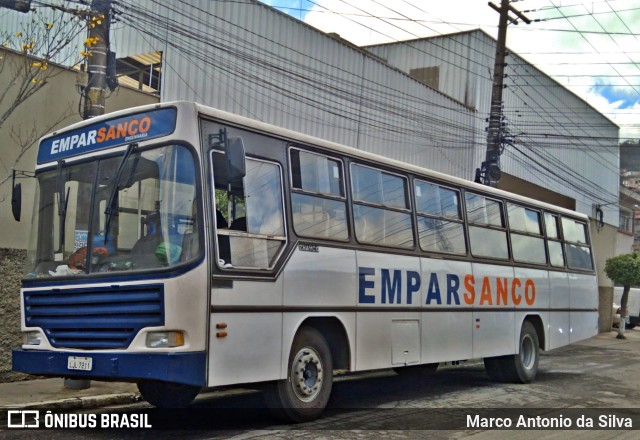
465, 193, 508, 260
289, 148, 348, 241
545, 212, 565, 267
508, 204, 546, 265
561, 217, 593, 270
351, 164, 413, 249
415, 180, 466, 255
212, 150, 286, 270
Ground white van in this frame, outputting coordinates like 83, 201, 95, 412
613, 287, 640, 328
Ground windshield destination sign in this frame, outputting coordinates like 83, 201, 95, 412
37, 107, 177, 164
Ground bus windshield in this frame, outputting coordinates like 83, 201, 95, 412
23, 144, 201, 279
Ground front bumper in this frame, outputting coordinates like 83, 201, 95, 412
13, 349, 206, 386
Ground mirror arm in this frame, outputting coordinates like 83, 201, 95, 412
208, 128, 228, 151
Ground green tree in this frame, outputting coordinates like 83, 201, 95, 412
604, 252, 640, 339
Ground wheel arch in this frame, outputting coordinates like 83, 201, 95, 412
293, 316, 351, 372
523, 314, 546, 351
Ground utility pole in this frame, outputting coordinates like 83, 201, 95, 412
67, 0, 113, 390
477, 0, 530, 187
1, 1, 113, 120
82, 0, 112, 119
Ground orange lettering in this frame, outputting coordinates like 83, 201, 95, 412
116, 122, 127, 139
105, 125, 116, 141
139, 116, 151, 133
96, 127, 106, 143
525, 279, 536, 306
464, 274, 475, 305
511, 278, 522, 305
128, 119, 139, 136
480, 277, 493, 305
496, 277, 508, 305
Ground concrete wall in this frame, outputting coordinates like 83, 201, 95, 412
591, 221, 619, 332
0, 48, 158, 382
0, 249, 27, 382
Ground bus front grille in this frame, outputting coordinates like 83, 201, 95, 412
23, 284, 164, 350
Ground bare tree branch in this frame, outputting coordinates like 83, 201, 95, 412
0, 2, 86, 129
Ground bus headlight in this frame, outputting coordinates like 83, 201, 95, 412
24, 331, 42, 346
146, 331, 185, 348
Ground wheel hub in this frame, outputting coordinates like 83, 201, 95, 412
291, 347, 323, 402
520, 334, 535, 369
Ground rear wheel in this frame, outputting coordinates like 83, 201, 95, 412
137, 380, 200, 408
264, 326, 333, 422
484, 321, 540, 384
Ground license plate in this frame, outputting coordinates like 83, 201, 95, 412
67, 356, 93, 371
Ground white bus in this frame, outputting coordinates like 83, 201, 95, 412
13, 101, 598, 421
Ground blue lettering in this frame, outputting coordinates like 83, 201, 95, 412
406, 271, 420, 305
358, 266, 376, 304
381, 269, 402, 304
447, 274, 460, 305
426, 273, 442, 304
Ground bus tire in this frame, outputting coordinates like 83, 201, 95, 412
502, 320, 540, 383
264, 326, 333, 422
137, 380, 200, 408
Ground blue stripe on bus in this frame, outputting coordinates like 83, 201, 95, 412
12, 350, 206, 386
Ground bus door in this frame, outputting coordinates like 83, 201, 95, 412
207, 134, 288, 386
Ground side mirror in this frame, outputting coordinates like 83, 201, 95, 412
226, 137, 246, 183
12, 182, 22, 222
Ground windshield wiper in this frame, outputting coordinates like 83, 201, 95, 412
55, 160, 70, 255
104, 143, 138, 243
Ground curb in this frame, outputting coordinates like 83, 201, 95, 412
1, 392, 141, 411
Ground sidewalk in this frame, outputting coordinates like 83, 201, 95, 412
0, 329, 638, 411
0, 378, 140, 410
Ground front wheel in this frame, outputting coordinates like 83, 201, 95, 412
137, 380, 200, 408
264, 326, 333, 422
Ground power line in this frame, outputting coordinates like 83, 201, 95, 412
110, 0, 623, 204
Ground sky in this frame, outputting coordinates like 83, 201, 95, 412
263, 0, 640, 140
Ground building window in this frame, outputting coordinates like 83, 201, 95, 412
619, 209, 632, 233
409, 66, 440, 90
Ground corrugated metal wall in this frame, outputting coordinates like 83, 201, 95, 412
367, 30, 620, 225
111, 0, 479, 179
